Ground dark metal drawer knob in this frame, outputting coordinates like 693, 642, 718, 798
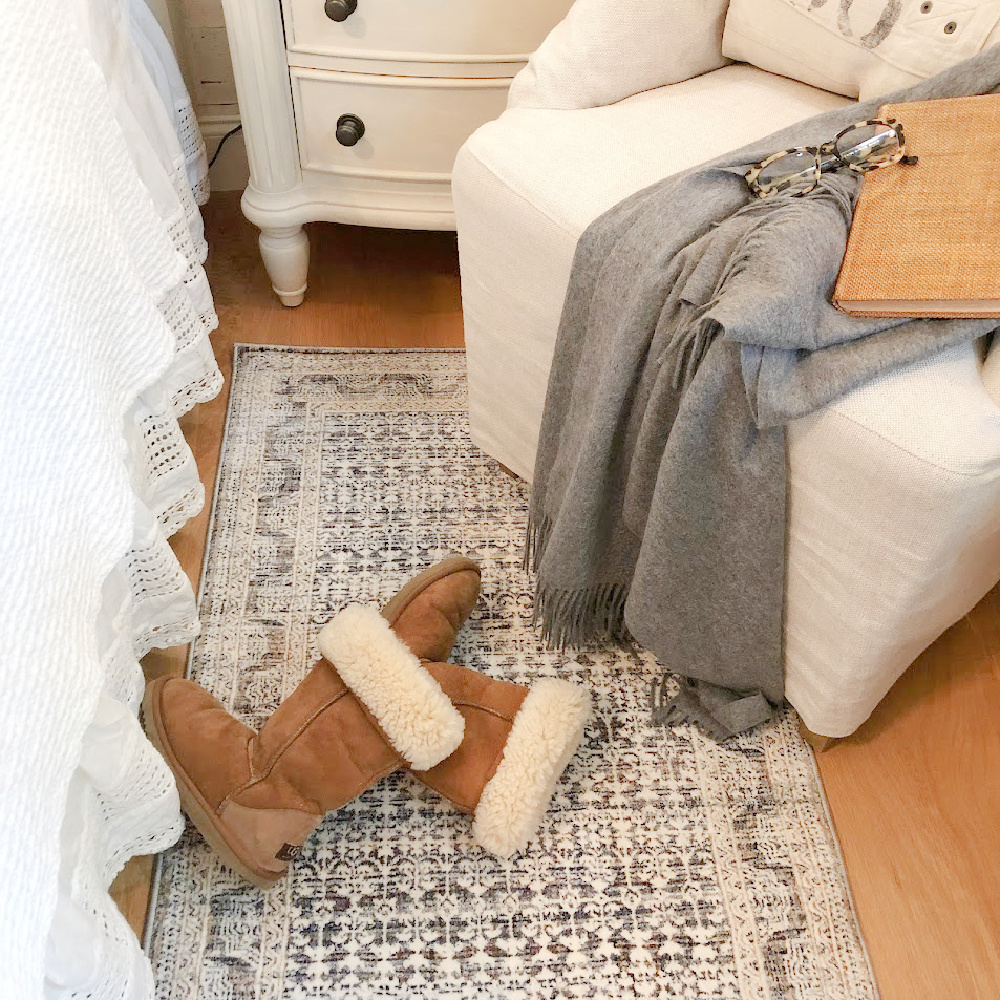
324, 0, 357, 21
336, 113, 365, 147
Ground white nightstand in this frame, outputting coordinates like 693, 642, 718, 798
220, 0, 572, 305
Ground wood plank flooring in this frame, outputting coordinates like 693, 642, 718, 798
115, 193, 1000, 999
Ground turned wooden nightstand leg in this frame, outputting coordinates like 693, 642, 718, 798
259, 225, 310, 307
799, 718, 840, 752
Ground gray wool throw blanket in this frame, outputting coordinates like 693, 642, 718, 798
528, 47, 1000, 740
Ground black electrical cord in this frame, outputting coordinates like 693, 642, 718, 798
209, 123, 243, 168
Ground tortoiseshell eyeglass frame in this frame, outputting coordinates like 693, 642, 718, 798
744, 119, 917, 199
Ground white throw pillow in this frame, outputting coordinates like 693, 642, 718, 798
508, 0, 732, 111
723, 0, 1000, 100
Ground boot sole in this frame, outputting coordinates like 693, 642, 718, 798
380, 554, 481, 627
142, 678, 287, 890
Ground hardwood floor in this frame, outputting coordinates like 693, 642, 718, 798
813, 594, 1000, 999
115, 193, 1000, 999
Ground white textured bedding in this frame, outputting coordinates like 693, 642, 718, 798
0, 3, 220, 997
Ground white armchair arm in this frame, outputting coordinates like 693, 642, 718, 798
508, 0, 731, 111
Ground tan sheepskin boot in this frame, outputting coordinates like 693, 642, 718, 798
383, 559, 591, 859
412, 663, 589, 858
143, 602, 466, 888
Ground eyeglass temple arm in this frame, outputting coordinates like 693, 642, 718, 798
817, 153, 920, 175
887, 120, 919, 165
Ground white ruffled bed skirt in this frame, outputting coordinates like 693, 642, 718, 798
0, 2, 222, 998
45, 346, 219, 1000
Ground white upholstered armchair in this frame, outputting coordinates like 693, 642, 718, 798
452, 0, 1000, 738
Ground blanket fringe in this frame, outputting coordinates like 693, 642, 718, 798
522, 511, 545, 575
650, 680, 733, 742
525, 510, 629, 648
533, 580, 630, 650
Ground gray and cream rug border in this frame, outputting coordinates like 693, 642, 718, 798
146, 345, 879, 999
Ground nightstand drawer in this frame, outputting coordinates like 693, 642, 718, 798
283, 0, 563, 67
292, 69, 509, 180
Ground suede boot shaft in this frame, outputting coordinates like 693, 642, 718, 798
145, 604, 464, 887
412, 666, 590, 859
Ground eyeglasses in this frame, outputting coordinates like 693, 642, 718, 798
745, 119, 918, 199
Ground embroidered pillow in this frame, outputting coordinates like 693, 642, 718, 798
723, 0, 1000, 100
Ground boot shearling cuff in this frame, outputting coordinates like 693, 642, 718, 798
472, 678, 590, 859
318, 604, 465, 771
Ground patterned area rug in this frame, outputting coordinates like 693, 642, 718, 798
148, 347, 877, 1000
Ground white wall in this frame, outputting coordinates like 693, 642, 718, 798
164, 0, 248, 191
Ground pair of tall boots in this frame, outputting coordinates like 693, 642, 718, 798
143, 557, 590, 888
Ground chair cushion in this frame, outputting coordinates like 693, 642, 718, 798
485, 64, 849, 235
723, 0, 1000, 100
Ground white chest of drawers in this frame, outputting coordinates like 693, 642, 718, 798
220, 0, 572, 305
